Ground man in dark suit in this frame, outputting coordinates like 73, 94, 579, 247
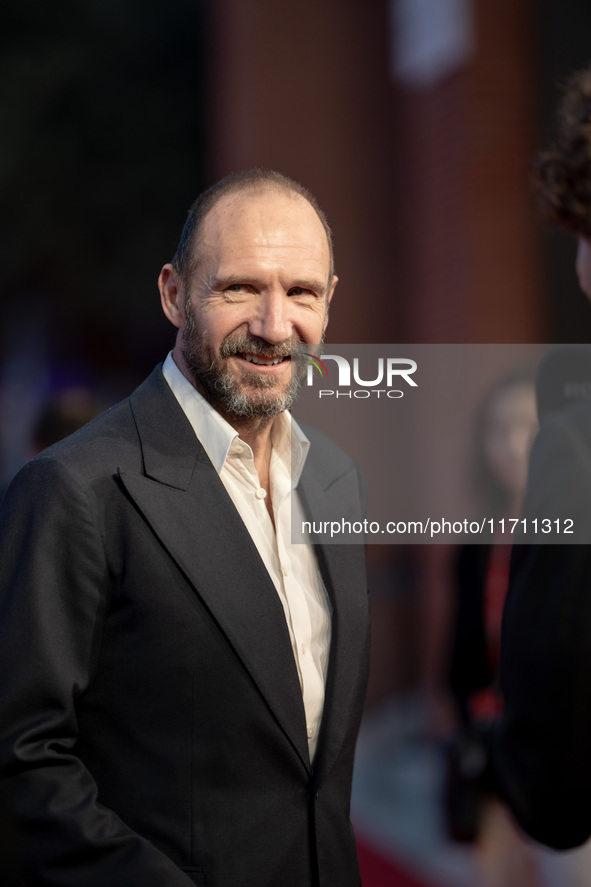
492, 65, 591, 850
0, 169, 369, 886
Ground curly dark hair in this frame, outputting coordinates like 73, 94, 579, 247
533, 66, 591, 237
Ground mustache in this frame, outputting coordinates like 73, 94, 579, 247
219, 333, 304, 360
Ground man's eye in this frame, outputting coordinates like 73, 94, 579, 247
289, 287, 312, 296
226, 284, 247, 293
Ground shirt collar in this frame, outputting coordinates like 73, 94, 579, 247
162, 352, 310, 483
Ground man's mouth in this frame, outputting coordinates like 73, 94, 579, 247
239, 353, 290, 367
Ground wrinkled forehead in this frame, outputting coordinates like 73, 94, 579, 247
198, 187, 332, 273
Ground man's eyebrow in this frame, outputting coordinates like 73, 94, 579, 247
289, 278, 327, 295
212, 274, 327, 294
208, 274, 245, 290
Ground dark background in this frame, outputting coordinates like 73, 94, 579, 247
1, 0, 208, 393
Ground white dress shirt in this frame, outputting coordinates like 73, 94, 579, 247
162, 353, 331, 761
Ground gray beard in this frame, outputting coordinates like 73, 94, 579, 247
181, 318, 308, 420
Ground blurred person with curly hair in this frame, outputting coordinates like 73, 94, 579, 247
493, 63, 591, 886
533, 65, 591, 292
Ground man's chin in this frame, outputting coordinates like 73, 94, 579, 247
221, 387, 292, 419
184, 351, 298, 419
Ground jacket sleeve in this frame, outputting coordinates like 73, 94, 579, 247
492, 410, 591, 849
0, 456, 196, 887
448, 545, 491, 724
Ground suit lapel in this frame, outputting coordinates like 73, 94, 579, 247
297, 461, 369, 785
119, 368, 310, 769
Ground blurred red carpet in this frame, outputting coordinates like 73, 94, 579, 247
357, 839, 434, 887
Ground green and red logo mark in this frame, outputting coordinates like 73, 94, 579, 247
303, 353, 329, 377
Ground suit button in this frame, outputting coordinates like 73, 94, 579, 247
314, 792, 319, 801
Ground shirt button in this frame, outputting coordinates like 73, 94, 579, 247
255, 488, 266, 499
307, 726, 314, 738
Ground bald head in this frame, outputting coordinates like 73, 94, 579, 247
171, 169, 335, 291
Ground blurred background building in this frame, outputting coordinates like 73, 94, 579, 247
2, 1, 591, 884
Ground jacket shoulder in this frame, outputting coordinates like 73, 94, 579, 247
4, 366, 173, 490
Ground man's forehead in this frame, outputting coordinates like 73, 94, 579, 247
201, 187, 328, 250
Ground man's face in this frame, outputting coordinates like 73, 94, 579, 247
176, 189, 336, 421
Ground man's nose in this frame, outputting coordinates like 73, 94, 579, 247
248, 290, 293, 343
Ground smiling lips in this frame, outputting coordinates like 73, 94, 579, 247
239, 353, 290, 367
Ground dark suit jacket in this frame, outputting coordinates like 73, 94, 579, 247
492, 398, 591, 849
0, 366, 370, 887
448, 545, 493, 725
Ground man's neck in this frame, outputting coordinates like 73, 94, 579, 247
173, 349, 279, 484
225, 412, 277, 526
225, 413, 276, 487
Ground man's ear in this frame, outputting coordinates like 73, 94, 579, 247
159, 264, 185, 330
323, 275, 338, 334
